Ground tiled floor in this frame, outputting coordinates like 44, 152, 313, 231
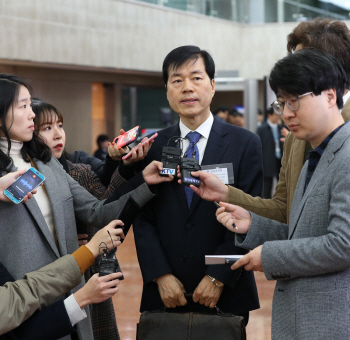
113, 228, 275, 340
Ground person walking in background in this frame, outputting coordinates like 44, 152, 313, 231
94, 134, 109, 161
227, 108, 245, 127
213, 105, 229, 122
256, 107, 284, 198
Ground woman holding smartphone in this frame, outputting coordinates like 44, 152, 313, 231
31, 97, 154, 340
0, 74, 172, 340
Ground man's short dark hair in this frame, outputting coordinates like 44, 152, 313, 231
287, 17, 350, 79
266, 107, 274, 116
96, 134, 109, 145
228, 108, 243, 118
162, 45, 215, 86
213, 105, 229, 115
269, 49, 349, 109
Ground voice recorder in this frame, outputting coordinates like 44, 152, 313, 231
159, 146, 182, 177
4, 167, 45, 204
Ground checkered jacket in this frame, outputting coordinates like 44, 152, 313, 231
67, 160, 127, 340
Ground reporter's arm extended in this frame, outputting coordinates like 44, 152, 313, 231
225, 133, 293, 224
0, 221, 123, 335
0, 254, 82, 335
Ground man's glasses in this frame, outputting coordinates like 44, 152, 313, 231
271, 92, 313, 115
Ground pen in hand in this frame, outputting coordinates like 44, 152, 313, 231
214, 201, 238, 230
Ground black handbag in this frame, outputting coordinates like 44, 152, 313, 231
136, 296, 246, 340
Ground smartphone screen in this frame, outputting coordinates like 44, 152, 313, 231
122, 132, 158, 160
5, 168, 45, 203
114, 126, 140, 148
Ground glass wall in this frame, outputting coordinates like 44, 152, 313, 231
137, 0, 350, 23
121, 87, 176, 132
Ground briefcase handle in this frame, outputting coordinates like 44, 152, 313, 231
183, 267, 244, 317
183, 293, 226, 316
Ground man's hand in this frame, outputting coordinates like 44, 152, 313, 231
73, 272, 122, 309
0, 170, 38, 202
156, 273, 187, 308
85, 220, 125, 257
231, 245, 263, 272
215, 202, 251, 234
177, 168, 229, 203
193, 275, 223, 309
143, 161, 174, 185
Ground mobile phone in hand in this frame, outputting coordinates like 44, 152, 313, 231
4, 167, 45, 204
122, 132, 158, 160
113, 126, 141, 148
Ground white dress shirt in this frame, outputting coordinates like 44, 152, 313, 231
267, 119, 281, 159
179, 113, 214, 165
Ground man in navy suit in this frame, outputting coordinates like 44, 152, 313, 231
256, 108, 284, 198
133, 46, 263, 319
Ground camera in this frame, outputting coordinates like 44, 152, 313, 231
180, 157, 201, 187
159, 146, 182, 177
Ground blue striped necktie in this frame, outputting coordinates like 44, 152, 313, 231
184, 131, 201, 208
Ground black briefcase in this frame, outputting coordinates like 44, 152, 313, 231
136, 306, 246, 340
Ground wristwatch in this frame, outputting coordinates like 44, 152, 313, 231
207, 275, 224, 288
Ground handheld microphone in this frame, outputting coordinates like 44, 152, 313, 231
159, 144, 182, 177
180, 157, 201, 187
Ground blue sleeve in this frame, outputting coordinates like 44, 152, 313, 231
0, 263, 74, 340
0, 262, 13, 284
0, 299, 74, 340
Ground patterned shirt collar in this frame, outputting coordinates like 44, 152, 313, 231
304, 122, 347, 193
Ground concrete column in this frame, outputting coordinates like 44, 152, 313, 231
102, 83, 123, 140
244, 79, 258, 133
278, 0, 284, 22
130, 87, 137, 128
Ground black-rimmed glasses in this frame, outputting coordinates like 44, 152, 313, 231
271, 92, 313, 115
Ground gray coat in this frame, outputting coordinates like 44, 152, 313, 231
237, 122, 350, 340
0, 157, 154, 340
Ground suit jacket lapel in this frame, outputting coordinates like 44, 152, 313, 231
24, 187, 61, 258
288, 163, 307, 238
288, 124, 350, 239
35, 160, 68, 256
0, 162, 61, 258
188, 118, 230, 216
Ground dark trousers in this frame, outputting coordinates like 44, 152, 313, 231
263, 174, 280, 199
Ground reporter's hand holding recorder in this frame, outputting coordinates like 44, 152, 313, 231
177, 168, 258, 274
0, 172, 127, 332
0, 169, 39, 202
180, 170, 261, 273
73, 220, 125, 309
